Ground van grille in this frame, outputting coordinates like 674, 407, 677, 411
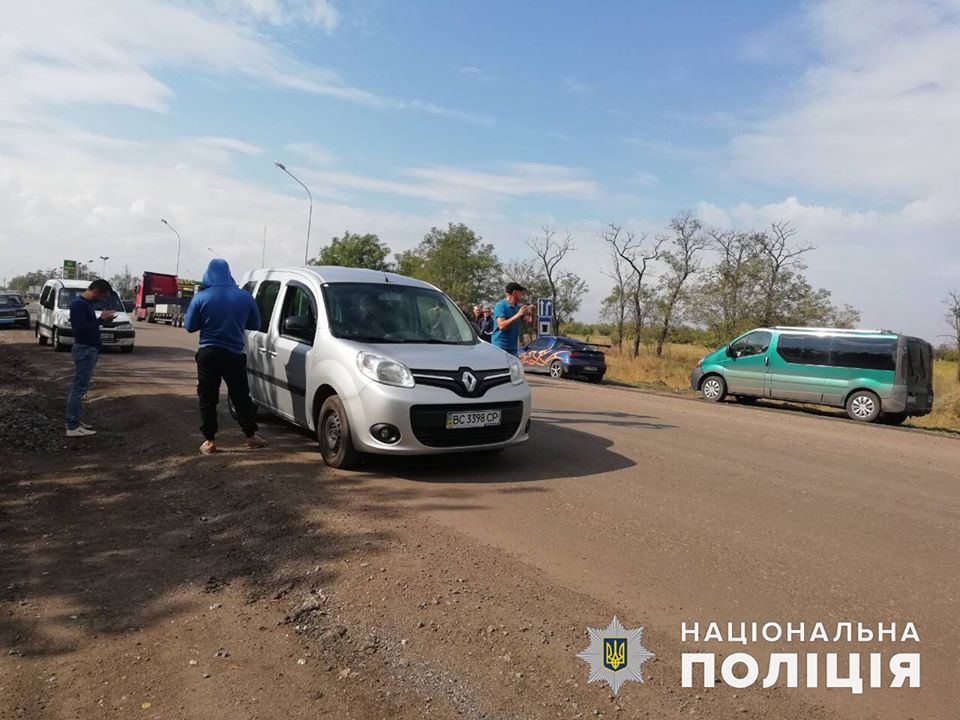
411, 367, 511, 398
410, 402, 523, 447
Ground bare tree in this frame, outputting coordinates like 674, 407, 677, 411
527, 226, 574, 335
600, 244, 630, 349
602, 224, 663, 357
654, 211, 708, 356
756, 222, 815, 327
945, 291, 960, 383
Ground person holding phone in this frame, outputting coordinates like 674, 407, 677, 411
491, 282, 533, 356
65, 279, 116, 437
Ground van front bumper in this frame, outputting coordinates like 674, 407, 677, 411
57, 327, 136, 348
690, 367, 704, 391
343, 380, 532, 455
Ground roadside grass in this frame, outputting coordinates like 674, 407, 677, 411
573, 337, 960, 432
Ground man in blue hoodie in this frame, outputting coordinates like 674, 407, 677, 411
184, 259, 266, 454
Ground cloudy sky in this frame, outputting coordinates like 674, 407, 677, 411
1, 0, 957, 340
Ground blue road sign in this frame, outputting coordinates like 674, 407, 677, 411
538, 298, 553, 319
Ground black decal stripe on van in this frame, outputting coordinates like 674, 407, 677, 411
247, 367, 306, 397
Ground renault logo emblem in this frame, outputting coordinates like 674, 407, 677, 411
461, 370, 477, 392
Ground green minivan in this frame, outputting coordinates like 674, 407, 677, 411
690, 327, 934, 424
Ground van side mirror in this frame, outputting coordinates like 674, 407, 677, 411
725, 345, 734, 358
282, 315, 315, 343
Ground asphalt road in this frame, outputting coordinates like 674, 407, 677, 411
5, 321, 958, 719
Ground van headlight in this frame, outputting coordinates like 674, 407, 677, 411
357, 351, 415, 388
509, 358, 525, 385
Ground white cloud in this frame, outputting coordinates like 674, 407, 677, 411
195, 136, 264, 155
284, 142, 337, 167
562, 76, 591, 96
0, 0, 483, 122
214, 0, 340, 31
298, 162, 599, 208
731, 0, 960, 201
459, 66, 493, 83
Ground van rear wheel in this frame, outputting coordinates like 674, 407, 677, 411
846, 390, 881, 422
700, 375, 726, 402
317, 395, 360, 469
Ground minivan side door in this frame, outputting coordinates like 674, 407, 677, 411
265, 281, 318, 427
768, 333, 839, 404
247, 279, 282, 410
723, 330, 773, 396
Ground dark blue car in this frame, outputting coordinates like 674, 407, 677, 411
519, 335, 607, 383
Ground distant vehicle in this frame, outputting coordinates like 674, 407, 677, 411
36, 279, 136, 353
134, 271, 184, 324
0, 293, 31, 329
237, 266, 531, 469
691, 326, 934, 424
519, 335, 607, 383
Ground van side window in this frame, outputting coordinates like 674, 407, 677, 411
730, 331, 771, 357
278, 285, 317, 344
831, 337, 896, 372
40, 286, 51, 307
254, 281, 281, 333
242, 281, 257, 295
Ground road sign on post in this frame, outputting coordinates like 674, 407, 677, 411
538, 297, 554, 336
62, 260, 77, 279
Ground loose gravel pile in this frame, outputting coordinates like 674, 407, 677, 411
0, 351, 61, 452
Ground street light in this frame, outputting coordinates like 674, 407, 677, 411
99, 256, 109, 278
160, 218, 183, 277
274, 160, 313, 264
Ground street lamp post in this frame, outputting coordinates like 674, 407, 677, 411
160, 218, 183, 277
99, 256, 109, 278
274, 161, 313, 264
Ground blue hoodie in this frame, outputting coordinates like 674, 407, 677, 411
184, 259, 261, 354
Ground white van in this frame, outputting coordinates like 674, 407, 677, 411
36, 279, 136, 352
237, 266, 532, 468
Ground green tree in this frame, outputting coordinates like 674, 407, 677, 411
8, 269, 60, 293
396, 223, 501, 303
309, 231, 392, 271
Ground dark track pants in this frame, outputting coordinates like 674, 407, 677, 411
196, 346, 258, 441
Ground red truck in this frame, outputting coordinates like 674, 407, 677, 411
134, 272, 185, 324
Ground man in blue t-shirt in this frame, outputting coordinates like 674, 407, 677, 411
65, 279, 116, 437
491, 282, 534, 355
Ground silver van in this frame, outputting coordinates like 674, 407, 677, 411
36, 279, 136, 352
237, 266, 532, 468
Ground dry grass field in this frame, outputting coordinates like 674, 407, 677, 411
573, 337, 960, 432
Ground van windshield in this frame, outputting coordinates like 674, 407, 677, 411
57, 288, 124, 312
322, 283, 477, 345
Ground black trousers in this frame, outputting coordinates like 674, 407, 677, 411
196, 346, 258, 441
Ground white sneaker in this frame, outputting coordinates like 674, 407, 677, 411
79, 421, 94, 430
66, 426, 97, 437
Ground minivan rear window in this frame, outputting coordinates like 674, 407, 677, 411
831, 337, 896, 372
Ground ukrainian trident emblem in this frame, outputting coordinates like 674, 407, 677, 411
576, 616, 654, 695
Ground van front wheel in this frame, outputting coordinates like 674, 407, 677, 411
36, 324, 48, 346
700, 375, 727, 402
317, 395, 360, 469
53, 330, 67, 352
846, 390, 881, 423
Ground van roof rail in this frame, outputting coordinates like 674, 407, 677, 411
771, 326, 896, 334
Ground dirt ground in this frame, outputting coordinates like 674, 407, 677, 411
2, 325, 957, 720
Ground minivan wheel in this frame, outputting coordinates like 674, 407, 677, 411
53, 330, 67, 352
36, 324, 48, 346
549, 360, 564, 378
318, 395, 359, 469
846, 390, 881, 422
700, 375, 726, 402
